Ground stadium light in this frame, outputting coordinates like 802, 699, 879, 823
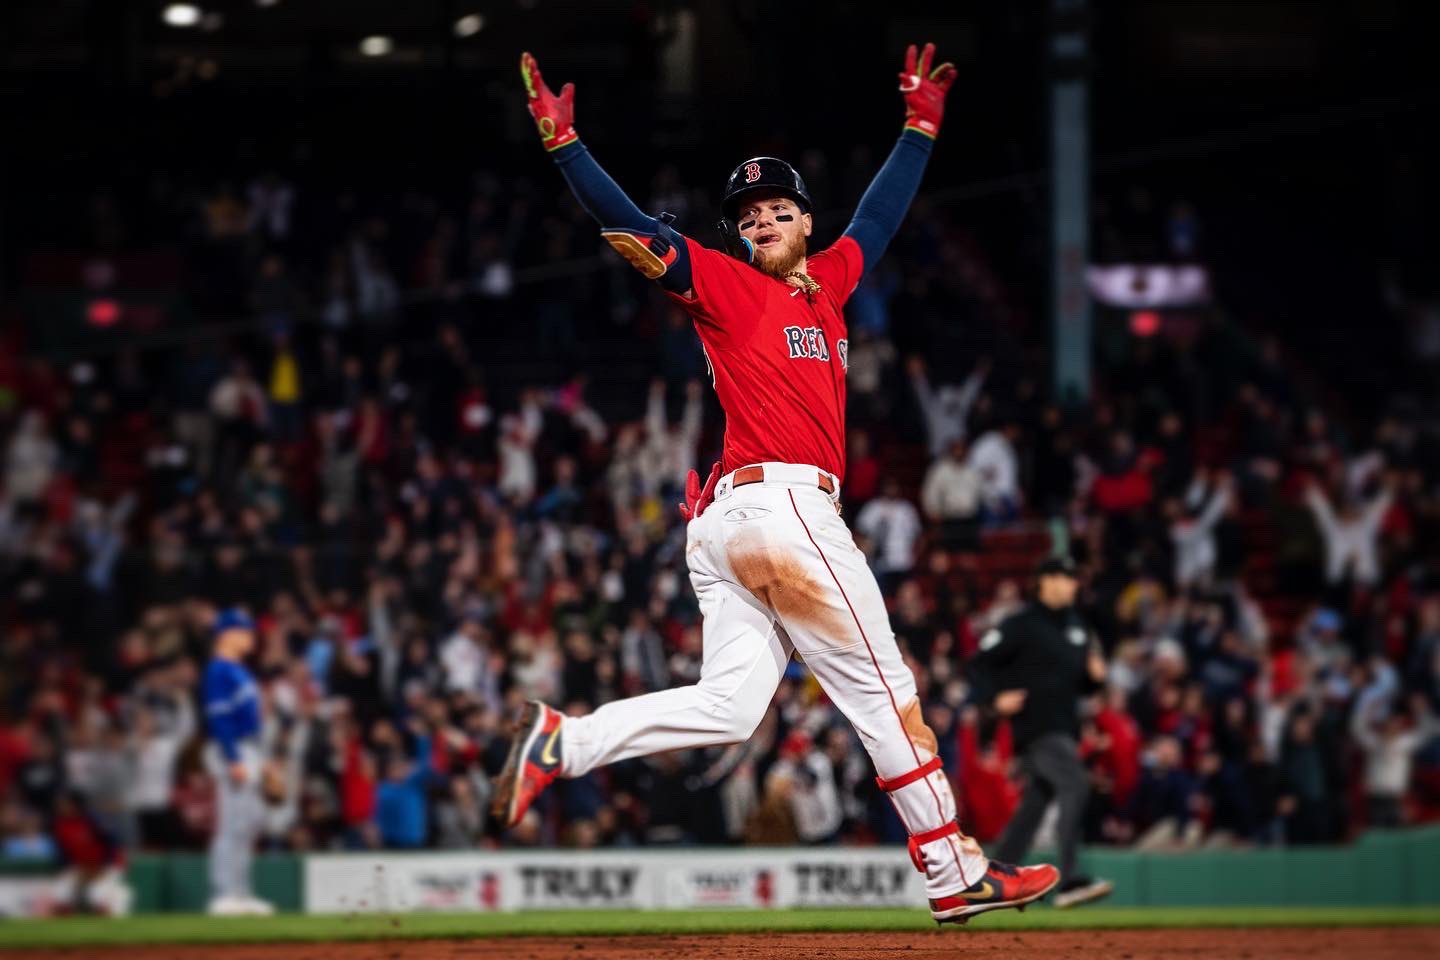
162, 4, 201, 28
455, 14, 485, 37
256, 0, 281, 7
359, 35, 394, 57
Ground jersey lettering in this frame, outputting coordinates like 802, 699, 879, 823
784, 325, 831, 362
837, 338, 849, 372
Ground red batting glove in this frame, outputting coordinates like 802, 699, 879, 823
519, 51, 578, 152
898, 42, 957, 140
678, 462, 722, 522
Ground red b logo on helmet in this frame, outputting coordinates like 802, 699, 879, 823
744, 162, 761, 183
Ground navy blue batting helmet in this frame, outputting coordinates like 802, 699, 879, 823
721, 157, 812, 221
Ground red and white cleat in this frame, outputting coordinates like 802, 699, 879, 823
491, 700, 564, 829
930, 861, 1060, 924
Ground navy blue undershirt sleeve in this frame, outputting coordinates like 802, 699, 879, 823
552, 141, 693, 293
843, 129, 935, 273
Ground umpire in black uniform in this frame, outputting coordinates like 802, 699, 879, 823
967, 555, 1113, 908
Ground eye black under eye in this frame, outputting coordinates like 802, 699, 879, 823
775, 214, 794, 222
740, 219, 756, 230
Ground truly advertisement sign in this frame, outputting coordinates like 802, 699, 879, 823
304, 848, 921, 913
788, 859, 917, 906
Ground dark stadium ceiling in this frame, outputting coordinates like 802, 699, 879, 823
1, 0, 1422, 111
4, 0, 660, 74
2, 1, 967, 68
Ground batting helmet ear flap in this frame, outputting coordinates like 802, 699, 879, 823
717, 218, 755, 264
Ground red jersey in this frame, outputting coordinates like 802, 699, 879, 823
667, 235, 863, 481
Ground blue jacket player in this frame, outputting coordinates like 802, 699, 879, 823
203, 608, 274, 915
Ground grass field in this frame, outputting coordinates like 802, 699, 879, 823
1, 906, 1437, 949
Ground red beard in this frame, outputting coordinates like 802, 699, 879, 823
753, 231, 807, 280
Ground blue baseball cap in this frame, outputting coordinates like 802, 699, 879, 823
213, 608, 256, 635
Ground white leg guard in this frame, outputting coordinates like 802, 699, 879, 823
876, 756, 989, 899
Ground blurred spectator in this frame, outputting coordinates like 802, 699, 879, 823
908, 356, 988, 458
765, 730, 842, 845
245, 172, 295, 244
435, 772, 487, 848
125, 684, 195, 849
922, 437, 982, 531
1304, 476, 1395, 589
266, 333, 303, 442
842, 430, 881, 508
846, 328, 897, 424
1351, 693, 1437, 827
855, 478, 923, 591
209, 359, 269, 483
966, 417, 1022, 526
956, 707, 1018, 843
497, 391, 544, 503
1130, 736, 1202, 850
645, 379, 703, 497
1167, 471, 1233, 590
4, 411, 57, 505
2, 805, 57, 862
375, 724, 436, 849
1278, 707, 1334, 844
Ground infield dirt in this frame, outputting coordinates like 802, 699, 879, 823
7, 926, 1439, 959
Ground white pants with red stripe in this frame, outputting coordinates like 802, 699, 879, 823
559, 462, 988, 899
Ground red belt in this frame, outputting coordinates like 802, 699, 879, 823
732, 465, 836, 495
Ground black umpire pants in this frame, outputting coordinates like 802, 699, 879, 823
994, 731, 1089, 882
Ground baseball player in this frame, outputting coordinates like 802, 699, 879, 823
494, 45, 1058, 923
202, 608, 274, 916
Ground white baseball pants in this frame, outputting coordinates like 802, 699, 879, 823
559, 462, 987, 898
205, 742, 263, 901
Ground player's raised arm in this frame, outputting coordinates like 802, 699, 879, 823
842, 43, 957, 272
520, 52, 693, 296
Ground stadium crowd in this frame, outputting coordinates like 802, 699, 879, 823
2, 156, 1439, 888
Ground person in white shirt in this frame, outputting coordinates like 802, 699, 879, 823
1350, 692, 1436, 827
908, 356, 990, 458
966, 421, 1022, 526
855, 478, 923, 590
605, 423, 648, 515
208, 360, 269, 426
921, 438, 982, 523
497, 390, 545, 503
126, 687, 196, 848
1304, 477, 1393, 587
440, 617, 496, 700
4, 410, 58, 505
1167, 471, 1233, 589
642, 379, 703, 497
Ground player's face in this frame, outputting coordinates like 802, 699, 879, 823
736, 195, 812, 278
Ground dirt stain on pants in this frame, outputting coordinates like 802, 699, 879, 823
728, 545, 848, 642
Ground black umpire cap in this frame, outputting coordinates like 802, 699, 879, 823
721, 157, 812, 221
1035, 555, 1079, 578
